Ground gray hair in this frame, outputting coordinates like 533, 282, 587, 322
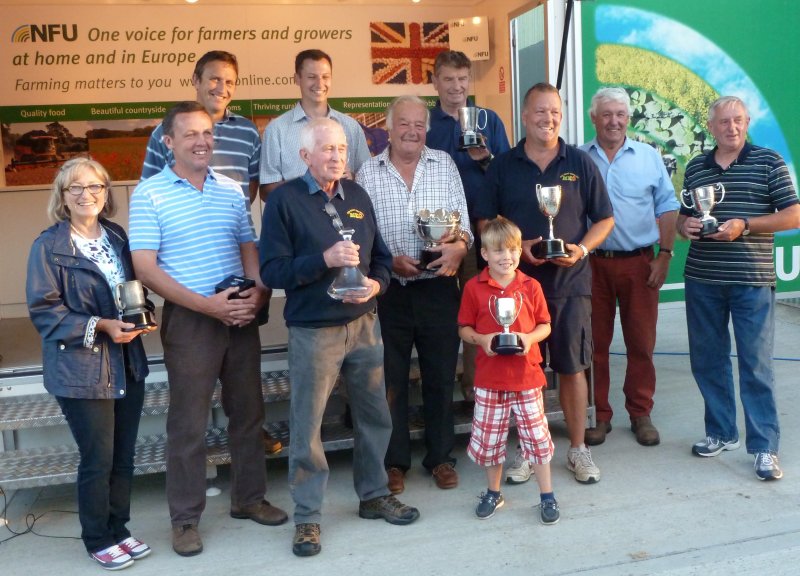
299, 117, 346, 153
589, 87, 631, 117
385, 95, 430, 131
708, 96, 750, 122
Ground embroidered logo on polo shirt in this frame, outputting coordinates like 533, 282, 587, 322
347, 209, 365, 220
560, 172, 579, 182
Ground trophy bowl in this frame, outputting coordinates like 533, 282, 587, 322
114, 280, 157, 332
458, 107, 488, 150
489, 293, 524, 355
415, 209, 462, 270
680, 183, 726, 237
532, 184, 569, 259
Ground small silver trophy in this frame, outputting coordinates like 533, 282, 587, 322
489, 293, 524, 355
114, 280, 157, 332
415, 208, 462, 270
533, 184, 569, 259
328, 227, 372, 301
458, 106, 488, 150
680, 183, 726, 237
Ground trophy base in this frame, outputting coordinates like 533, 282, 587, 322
121, 311, 158, 332
327, 285, 372, 301
458, 133, 484, 151
491, 333, 523, 355
533, 238, 569, 260
416, 249, 441, 271
698, 219, 721, 238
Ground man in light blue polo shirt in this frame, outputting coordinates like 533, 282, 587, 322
258, 49, 371, 201
580, 87, 679, 448
130, 101, 287, 558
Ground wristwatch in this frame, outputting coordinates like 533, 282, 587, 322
741, 218, 751, 236
577, 243, 589, 260
659, 247, 674, 257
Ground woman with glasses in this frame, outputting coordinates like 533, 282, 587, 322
26, 158, 154, 571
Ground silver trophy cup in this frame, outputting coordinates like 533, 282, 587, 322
328, 228, 372, 301
489, 293, 524, 355
415, 209, 462, 270
680, 183, 726, 237
458, 106, 488, 150
114, 280, 157, 332
533, 184, 569, 259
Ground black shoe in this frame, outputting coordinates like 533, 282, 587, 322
539, 499, 560, 525
359, 495, 420, 525
292, 523, 321, 557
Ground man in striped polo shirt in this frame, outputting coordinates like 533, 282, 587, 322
141, 51, 261, 206
140, 49, 281, 456
130, 102, 287, 557
677, 96, 800, 481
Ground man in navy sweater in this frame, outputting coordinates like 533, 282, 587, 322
260, 118, 419, 558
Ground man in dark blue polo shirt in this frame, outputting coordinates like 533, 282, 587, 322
260, 118, 419, 558
476, 83, 614, 485
427, 50, 511, 406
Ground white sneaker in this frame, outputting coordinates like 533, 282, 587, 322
567, 445, 601, 484
505, 447, 533, 484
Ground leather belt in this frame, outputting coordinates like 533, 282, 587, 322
593, 246, 653, 259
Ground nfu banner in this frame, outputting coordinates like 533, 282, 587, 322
581, 0, 800, 297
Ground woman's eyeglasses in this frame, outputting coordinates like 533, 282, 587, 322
64, 184, 106, 196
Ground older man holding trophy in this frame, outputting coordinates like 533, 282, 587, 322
427, 50, 512, 405
677, 96, 800, 480
475, 83, 614, 485
261, 118, 419, 557
356, 95, 472, 494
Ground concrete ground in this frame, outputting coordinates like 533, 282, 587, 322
2, 301, 800, 575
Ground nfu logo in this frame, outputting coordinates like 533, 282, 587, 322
11, 24, 78, 42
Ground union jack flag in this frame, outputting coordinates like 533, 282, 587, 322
370, 22, 449, 85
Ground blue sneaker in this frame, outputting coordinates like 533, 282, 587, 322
754, 452, 783, 481
475, 492, 504, 519
539, 499, 560, 525
692, 436, 740, 457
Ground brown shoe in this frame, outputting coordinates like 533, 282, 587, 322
584, 421, 612, 446
631, 416, 660, 446
432, 463, 458, 489
172, 524, 203, 557
230, 500, 289, 526
261, 429, 283, 455
387, 467, 405, 494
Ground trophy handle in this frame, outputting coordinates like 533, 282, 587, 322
488, 295, 499, 327
114, 283, 124, 311
535, 183, 542, 202
715, 183, 726, 205
511, 292, 524, 325
679, 189, 693, 210
477, 108, 488, 131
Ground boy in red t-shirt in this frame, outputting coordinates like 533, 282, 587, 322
458, 216, 558, 523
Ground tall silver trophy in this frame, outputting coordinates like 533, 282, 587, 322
328, 227, 372, 301
533, 184, 569, 259
458, 107, 488, 150
114, 280, 157, 332
415, 209, 462, 270
680, 183, 726, 237
489, 293, 524, 355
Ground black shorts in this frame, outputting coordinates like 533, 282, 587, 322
539, 295, 592, 375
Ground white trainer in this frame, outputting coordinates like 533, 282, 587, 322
505, 446, 533, 484
567, 445, 601, 484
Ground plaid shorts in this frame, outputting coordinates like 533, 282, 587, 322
467, 387, 554, 467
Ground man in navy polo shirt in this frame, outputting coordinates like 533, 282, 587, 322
475, 83, 614, 485
427, 50, 511, 406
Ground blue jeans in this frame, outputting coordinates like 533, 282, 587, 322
287, 312, 391, 525
57, 378, 145, 553
685, 279, 779, 454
